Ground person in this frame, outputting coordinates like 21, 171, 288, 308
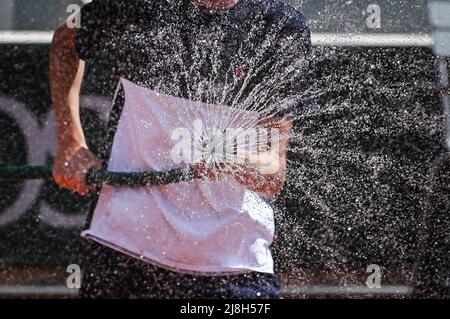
50, 0, 312, 298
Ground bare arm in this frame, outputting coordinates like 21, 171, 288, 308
50, 24, 101, 195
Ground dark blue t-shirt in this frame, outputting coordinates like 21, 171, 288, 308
76, 0, 312, 118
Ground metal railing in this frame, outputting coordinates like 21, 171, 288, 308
0, 30, 435, 47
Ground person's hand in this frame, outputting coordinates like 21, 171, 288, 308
53, 143, 102, 196
235, 150, 279, 175
193, 162, 230, 181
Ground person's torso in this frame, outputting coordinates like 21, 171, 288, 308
100, 0, 306, 110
